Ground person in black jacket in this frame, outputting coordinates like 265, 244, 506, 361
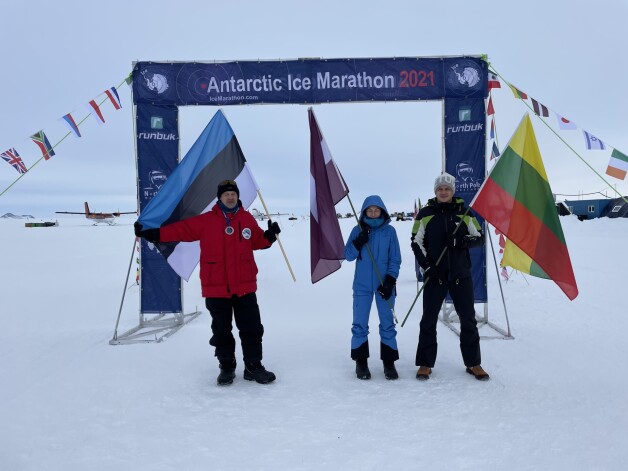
410, 172, 490, 381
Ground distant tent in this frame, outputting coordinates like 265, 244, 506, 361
556, 201, 571, 216
601, 197, 628, 218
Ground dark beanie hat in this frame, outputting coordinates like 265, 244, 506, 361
217, 179, 240, 199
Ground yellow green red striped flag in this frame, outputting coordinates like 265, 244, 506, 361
501, 238, 549, 279
471, 113, 578, 300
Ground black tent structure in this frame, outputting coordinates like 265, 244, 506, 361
601, 197, 628, 218
556, 201, 571, 216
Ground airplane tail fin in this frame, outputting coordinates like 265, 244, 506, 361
84, 202, 90, 216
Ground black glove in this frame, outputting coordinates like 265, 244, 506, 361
134, 221, 160, 244
352, 228, 370, 251
377, 275, 396, 300
264, 220, 281, 243
411, 241, 422, 259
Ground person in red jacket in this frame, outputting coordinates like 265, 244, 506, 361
134, 180, 281, 386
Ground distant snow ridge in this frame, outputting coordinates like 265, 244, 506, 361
1, 213, 34, 219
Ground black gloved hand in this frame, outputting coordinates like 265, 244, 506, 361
264, 220, 281, 243
134, 221, 160, 244
411, 241, 422, 259
352, 228, 370, 251
377, 275, 396, 300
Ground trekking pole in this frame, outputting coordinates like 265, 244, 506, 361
400, 205, 473, 327
346, 194, 397, 323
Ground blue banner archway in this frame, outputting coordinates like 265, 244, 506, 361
131, 56, 489, 314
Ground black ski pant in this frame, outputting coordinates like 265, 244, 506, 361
205, 293, 264, 365
415, 276, 481, 368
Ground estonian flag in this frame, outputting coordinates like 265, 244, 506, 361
138, 109, 259, 280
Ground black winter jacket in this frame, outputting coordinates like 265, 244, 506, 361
411, 197, 484, 281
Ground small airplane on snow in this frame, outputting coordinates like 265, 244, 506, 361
56, 202, 136, 225
250, 208, 290, 221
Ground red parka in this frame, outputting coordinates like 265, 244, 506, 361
159, 204, 271, 298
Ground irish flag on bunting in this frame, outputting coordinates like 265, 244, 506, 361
470, 113, 578, 300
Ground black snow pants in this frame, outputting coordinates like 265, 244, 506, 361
205, 292, 264, 364
415, 276, 481, 368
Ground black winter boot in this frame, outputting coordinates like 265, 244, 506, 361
355, 359, 371, 380
244, 362, 276, 384
217, 359, 236, 386
383, 361, 399, 380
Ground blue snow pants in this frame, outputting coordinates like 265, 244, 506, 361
351, 290, 398, 361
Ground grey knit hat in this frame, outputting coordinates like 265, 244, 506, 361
434, 172, 456, 193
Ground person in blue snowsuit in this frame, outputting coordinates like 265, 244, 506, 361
344, 195, 402, 380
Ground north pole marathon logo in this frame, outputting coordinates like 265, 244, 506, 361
142, 170, 167, 200
141, 69, 170, 94
446, 60, 483, 95
455, 162, 483, 192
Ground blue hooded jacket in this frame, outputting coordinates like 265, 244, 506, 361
344, 195, 401, 293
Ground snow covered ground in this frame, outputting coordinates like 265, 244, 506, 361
1, 214, 626, 470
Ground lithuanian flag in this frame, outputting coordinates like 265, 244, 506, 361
471, 114, 578, 300
501, 238, 549, 279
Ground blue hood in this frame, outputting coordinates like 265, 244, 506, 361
359, 195, 391, 226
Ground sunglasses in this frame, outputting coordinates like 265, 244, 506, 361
219, 179, 237, 186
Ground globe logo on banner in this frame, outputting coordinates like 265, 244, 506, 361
141, 69, 170, 94
455, 161, 483, 192
149, 170, 167, 190
446, 59, 483, 96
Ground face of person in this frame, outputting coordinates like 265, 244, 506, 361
435, 185, 454, 203
220, 191, 238, 209
365, 206, 382, 218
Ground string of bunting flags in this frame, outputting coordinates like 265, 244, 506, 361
0, 73, 132, 197
486, 71, 501, 161
488, 69, 628, 180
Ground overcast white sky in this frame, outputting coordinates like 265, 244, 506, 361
1, 0, 627, 217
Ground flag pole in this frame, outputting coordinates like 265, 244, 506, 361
401, 205, 473, 327
346, 193, 397, 323
256, 189, 296, 282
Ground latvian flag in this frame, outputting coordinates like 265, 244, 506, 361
87, 100, 105, 125
1, 148, 27, 174
105, 87, 122, 110
137, 110, 259, 281
309, 107, 349, 283
531, 98, 549, 117
30, 130, 55, 160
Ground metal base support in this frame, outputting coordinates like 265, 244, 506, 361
440, 302, 514, 340
110, 310, 202, 345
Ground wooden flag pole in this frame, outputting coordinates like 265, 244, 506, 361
256, 189, 296, 282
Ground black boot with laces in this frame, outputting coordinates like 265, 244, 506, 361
244, 362, 276, 384
217, 359, 236, 386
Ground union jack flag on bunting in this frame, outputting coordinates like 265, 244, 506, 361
30, 130, 56, 160
1, 148, 28, 174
